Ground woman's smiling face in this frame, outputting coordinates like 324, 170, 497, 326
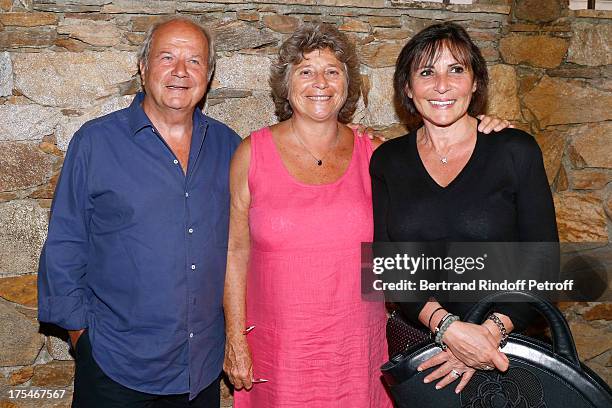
406, 45, 477, 128
288, 48, 348, 123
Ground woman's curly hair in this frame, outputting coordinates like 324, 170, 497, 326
270, 22, 361, 123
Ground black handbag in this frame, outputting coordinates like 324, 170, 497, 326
381, 291, 612, 408
386, 309, 430, 357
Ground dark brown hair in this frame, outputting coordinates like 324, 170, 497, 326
270, 22, 361, 123
394, 22, 488, 116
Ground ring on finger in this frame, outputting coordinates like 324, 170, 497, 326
450, 369, 462, 378
481, 365, 494, 371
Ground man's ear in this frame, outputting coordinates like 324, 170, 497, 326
139, 62, 146, 88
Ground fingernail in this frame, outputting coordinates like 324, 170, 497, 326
243, 325, 255, 335
455, 389, 461, 394
417, 367, 423, 372
423, 378, 430, 383
435, 385, 441, 390
252, 378, 268, 383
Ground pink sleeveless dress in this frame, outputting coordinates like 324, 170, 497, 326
233, 127, 391, 408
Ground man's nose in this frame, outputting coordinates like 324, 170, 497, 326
172, 59, 187, 77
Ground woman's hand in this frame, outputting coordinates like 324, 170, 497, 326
418, 348, 476, 394
224, 335, 254, 390
442, 320, 510, 371
482, 312, 514, 346
347, 123, 387, 142
476, 115, 513, 133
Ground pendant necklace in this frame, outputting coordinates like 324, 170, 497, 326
291, 120, 340, 166
422, 127, 452, 165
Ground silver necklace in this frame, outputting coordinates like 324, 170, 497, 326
290, 120, 339, 166
421, 127, 452, 165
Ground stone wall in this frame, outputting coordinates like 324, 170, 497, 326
0, 0, 610, 406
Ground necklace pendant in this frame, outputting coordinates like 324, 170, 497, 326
440, 157, 448, 165
317, 160, 322, 166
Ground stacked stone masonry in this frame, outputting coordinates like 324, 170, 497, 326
0, 0, 610, 406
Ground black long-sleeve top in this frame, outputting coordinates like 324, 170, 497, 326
370, 127, 559, 331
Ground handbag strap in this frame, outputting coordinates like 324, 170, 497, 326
464, 291, 581, 368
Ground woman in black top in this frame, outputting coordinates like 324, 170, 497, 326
370, 22, 558, 392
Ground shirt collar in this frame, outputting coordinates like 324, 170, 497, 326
127, 92, 208, 136
127, 92, 153, 135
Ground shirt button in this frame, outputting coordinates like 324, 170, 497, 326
191, 264, 196, 270
189, 332, 194, 338
173, 159, 179, 165
188, 228, 194, 234
185, 192, 189, 198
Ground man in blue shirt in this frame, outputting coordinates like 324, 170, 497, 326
37, 17, 241, 408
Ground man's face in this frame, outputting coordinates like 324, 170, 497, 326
140, 20, 209, 115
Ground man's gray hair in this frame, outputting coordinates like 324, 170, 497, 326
137, 16, 216, 82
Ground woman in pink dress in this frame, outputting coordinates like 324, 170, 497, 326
222, 23, 392, 407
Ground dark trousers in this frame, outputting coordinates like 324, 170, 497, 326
72, 330, 220, 408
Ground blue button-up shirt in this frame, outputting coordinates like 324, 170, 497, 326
38, 92, 241, 398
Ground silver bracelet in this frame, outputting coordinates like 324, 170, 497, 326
488, 313, 508, 348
